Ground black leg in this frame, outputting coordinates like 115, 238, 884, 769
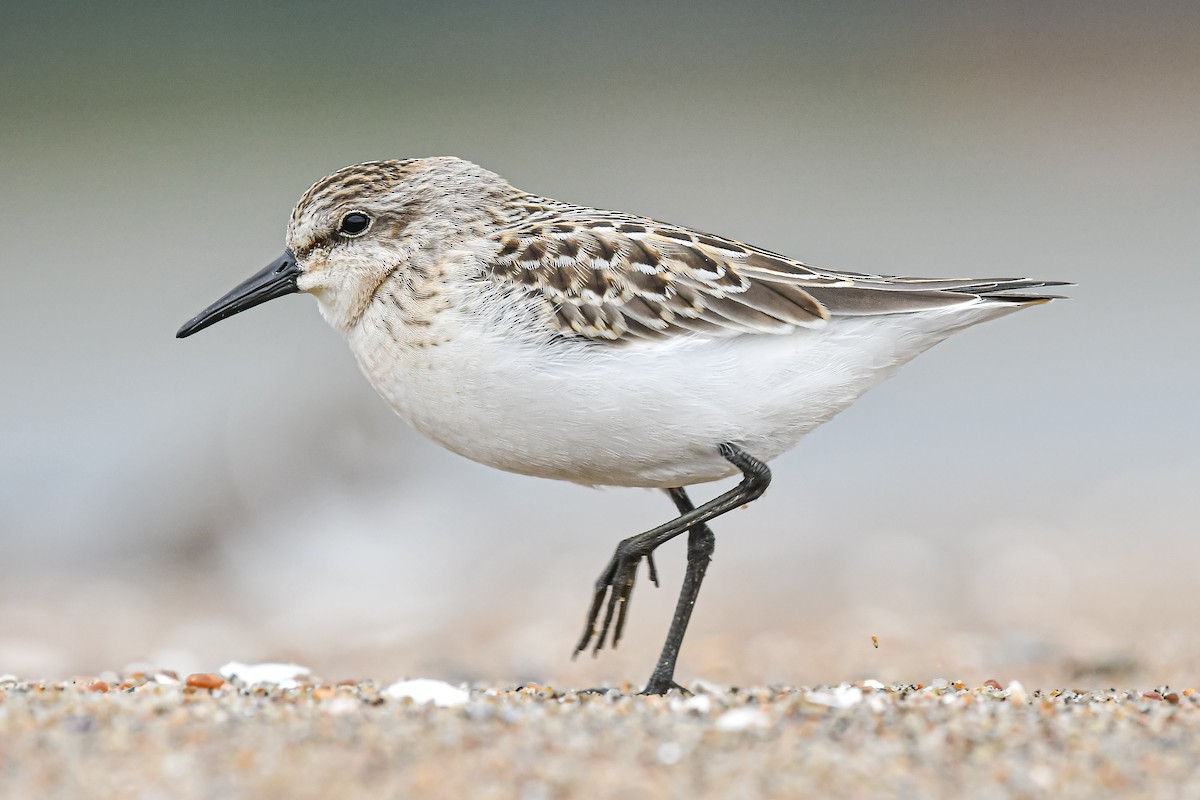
572, 443, 771, 693
639, 486, 716, 695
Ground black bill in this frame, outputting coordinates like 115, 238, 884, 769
177, 250, 301, 338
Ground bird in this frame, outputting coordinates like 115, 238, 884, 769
177, 156, 1065, 694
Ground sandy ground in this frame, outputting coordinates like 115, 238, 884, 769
1, 673, 1197, 799
3, 521, 1199, 798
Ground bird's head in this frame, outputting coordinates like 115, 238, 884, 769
177, 157, 509, 337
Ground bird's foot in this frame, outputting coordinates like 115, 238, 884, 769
640, 677, 690, 696
573, 540, 660, 657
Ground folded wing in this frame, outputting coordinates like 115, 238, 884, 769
487, 204, 1066, 343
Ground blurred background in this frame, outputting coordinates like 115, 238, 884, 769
2, 0, 1197, 689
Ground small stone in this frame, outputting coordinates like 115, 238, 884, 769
185, 673, 225, 690
984, 680, 1003, 690
87, 680, 109, 693
686, 679, 726, 695
1142, 691, 1163, 701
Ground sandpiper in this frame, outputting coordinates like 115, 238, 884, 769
178, 157, 1064, 694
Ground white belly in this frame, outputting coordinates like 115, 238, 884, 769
346, 303, 1017, 488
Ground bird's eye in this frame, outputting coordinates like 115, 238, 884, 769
338, 211, 372, 237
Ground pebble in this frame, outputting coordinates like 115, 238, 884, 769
185, 673, 225, 690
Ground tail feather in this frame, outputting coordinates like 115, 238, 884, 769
805, 275, 1070, 317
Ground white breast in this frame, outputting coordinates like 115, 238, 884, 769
345, 284, 1019, 489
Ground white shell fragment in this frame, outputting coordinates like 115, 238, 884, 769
805, 684, 864, 709
219, 661, 311, 689
669, 694, 714, 714
714, 707, 770, 731
383, 678, 469, 708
